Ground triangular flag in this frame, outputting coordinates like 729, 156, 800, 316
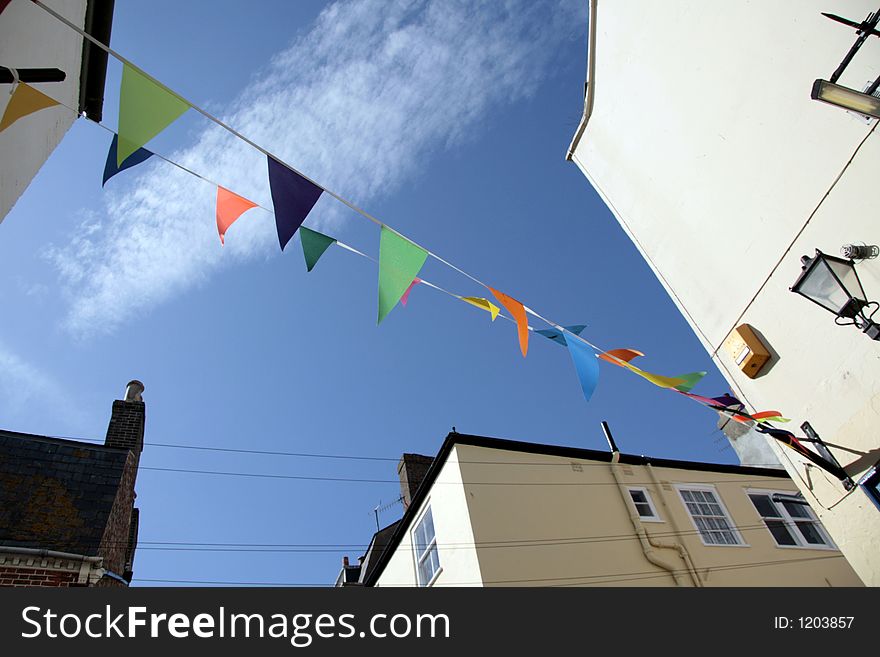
377, 226, 428, 324
299, 226, 336, 272
599, 348, 687, 389
566, 334, 600, 402
598, 348, 644, 365
751, 411, 790, 423
627, 365, 686, 389
672, 371, 707, 393
676, 390, 723, 406
712, 394, 742, 408
216, 186, 258, 245
117, 64, 190, 165
489, 287, 529, 357
0, 83, 59, 133
535, 325, 587, 347
400, 278, 421, 307
102, 134, 154, 186
462, 297, 500, 321
267, 156, 323, 251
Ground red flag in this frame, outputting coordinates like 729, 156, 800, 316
216, 186, 258, 245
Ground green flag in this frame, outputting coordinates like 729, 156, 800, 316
117, 64, 190, 165
672, 371, 707, 393
300, 226, 336, 272
377, 226, 428, 324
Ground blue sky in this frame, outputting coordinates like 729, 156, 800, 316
1, 0, 742, 586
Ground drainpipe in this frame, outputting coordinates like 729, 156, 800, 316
645, 464, 703, 587
601, 422, 685, 586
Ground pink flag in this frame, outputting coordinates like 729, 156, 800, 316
400, 278, 421, 307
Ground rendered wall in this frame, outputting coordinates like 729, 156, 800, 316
0, 0, 87, 222
570, 0, 880, 584
456, 445, 862, 587
376, 446, 483, 587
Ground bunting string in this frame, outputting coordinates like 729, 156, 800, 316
21, 0, 796, 436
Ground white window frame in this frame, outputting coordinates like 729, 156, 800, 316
411, 503, 441, 587
675, 484, 746, 547
627, 486, 663, 522
746, 489, 836, 550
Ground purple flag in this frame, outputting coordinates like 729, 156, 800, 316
712, 394, 742, 408
103, 134, 154, 186
267, 156, 323, 251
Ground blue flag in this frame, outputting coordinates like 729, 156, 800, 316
103, 134, 153, 186
535, 324, 587, 346
267, 156, 323, 251
566, 336, 600, 402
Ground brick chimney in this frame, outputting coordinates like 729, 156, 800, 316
105, 380, 145, 462
397, 453, 434, 509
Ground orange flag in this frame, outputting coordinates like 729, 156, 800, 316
0, 83, 59, 133
216, 186, 258, 245
598, 348, 644, 366
489, 287, 529, 357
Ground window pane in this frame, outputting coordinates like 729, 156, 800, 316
796, 521, 827, 545
782, 501, 811, 519
681, 488, 740, 545
414, 508, 435, 555
749, 494, 781, 518
766, 519, 797, 546
629, 490, 648, 504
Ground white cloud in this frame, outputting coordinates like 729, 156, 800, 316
47, 0, 583, 337
0, 341, 82, 427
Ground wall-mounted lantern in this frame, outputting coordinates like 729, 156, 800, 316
790, 248, 879, 340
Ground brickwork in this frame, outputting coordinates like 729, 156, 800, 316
0, 566, 79, 587
105, 400, 145, 458
397, 454, 434, 508
98, 450, 138, 577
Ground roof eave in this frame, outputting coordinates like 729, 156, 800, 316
77, 0, 115, 122
566, 0, 598, 161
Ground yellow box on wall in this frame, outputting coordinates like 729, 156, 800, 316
723, 324, 771, 378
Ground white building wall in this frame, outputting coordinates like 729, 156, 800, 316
570, 1, 880, 584
0, 0, 87, 222
376, 446, 483, 587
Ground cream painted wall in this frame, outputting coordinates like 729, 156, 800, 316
457, 446, 861, 587
570, 1, 880, 584
377, 446, 483, 587
0, 0, 87, 222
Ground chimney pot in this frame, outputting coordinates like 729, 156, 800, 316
125, 380, 145, 402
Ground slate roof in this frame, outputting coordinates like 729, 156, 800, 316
0, 429, 130, 556
359, 520, 401, 584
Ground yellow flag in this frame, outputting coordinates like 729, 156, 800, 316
621, 361, 686, 389
462, 296, 500, 321
0, 83, 59, 133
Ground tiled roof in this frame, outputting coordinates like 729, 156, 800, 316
0, 430, 130, 555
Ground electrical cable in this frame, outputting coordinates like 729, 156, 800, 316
129, 553, 846, 587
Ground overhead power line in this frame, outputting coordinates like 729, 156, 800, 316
1, 450, 789, 487
40, 434, 787, 470
2, 521, 799, 553
131, 553, 846, 587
